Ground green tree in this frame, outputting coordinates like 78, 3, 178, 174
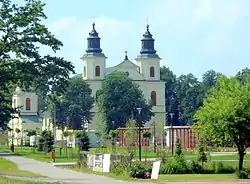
197, 142, 207, 165
160, 67, 179, 125
64, 77, 94, 129
37, 130, 54, 152
125, 119, 137, 153
0, 0, 75, 129
109, 129, 119, 151
94, 111, 107, 148
96, 71, 153, 132
52, 76, 94, 131
176, 74, 201, 125
194, 75, 250, 170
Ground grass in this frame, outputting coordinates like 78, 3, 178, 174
72, 167, 136, 181
0, 157, 41, 177
158, 174, 248, 182
0, 177, 57, 184
0, 146, 78, 163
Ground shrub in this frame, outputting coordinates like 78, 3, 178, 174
160, 160, 190, 174
160, 160, 235, 175
188, 160, 204, 174
236, 169, 249, 179
110, 160, 131, 176
37, 130, 54, 152
203, 162, 235, 174
130, 161, 152, 179
197, 142, 207, 164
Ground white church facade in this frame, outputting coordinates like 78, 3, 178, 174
82, 23, 166, 127
8, 87, 40, 145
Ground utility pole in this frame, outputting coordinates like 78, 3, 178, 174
153, 118, 156, 153
169, 113, 174, 155
136, 107, 142, 161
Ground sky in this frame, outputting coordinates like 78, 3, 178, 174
17, 0, 250, 79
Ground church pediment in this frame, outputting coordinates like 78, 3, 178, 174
105, 60, 144, 80
115, 60, 140, 70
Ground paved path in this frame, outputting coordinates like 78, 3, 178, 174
0, 153, 137, 184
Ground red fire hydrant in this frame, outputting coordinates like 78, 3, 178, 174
50, 150, 55, 162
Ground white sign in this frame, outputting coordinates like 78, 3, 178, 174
87, 154, 94, 169
102, 154, 111, 172
93, 154, 103, 172
151, 160, 161, 180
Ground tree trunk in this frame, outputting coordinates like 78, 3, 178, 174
238, 152, 245, 171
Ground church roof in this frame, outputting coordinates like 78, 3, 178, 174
104, 52, 144, 79
20, 115, 40, 124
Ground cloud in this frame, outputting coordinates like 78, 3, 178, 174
142, 0, 250, 55
48, 16, 140, 73
46, 0, 250, 74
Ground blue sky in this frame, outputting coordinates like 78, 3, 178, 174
23, 0, 250, 78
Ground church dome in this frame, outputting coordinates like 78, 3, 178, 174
85, 22, 103, 54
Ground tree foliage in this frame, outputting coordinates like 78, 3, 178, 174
52, 76, 94, 130
160, 67, 222, 125
96, 71, 153, 131
125, 119, 137, 149
194, 74, 250, 170
0, 0, 75, 129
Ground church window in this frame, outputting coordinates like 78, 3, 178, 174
150, 67, 155, 77
150, 91, 156, 106
95, 65, 100, 77
83, 66, 86, 77
26, 98, 31, 110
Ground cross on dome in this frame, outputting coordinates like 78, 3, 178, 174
124, 50, 129, 60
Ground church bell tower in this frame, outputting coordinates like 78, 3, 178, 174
135, 25, 161, 81
81, 23, 107, 80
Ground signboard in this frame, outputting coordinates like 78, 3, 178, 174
87, 154, 94, 169
93, 154, 103, 172
151, 161, 161, 180
102, 154, 111, 173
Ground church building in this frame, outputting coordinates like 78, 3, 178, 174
82, 23, 166, 127
8, 87, 40, 145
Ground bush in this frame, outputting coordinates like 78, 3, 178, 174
37, 130, 54, 152
110, 160, 153, 179
159, 160, 235, 175
197, 142, 207, 164
203, 162, 235, 174
188, 161, 204, 174
236, 169, 249, 179
110, 160, 131, 176
130, 161, 152, 179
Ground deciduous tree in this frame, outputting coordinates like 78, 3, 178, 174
96, 71, 153, 131
0, 0, 75, 129
194, 75, 250, 170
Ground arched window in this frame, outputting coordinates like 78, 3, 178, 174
95, 65, 100, 77
26, 98, 31, 111
83, 66, 86, 77
150, 91, 156, 106
150, 66, 155, 77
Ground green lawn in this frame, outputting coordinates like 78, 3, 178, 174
0, 146, 78, 163
158, 174, 249, 182
0, 157, 41, 177
2, 145, 250, 165
0, 177, 57, 184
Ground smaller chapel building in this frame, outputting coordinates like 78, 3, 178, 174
8, 87, 40, 145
